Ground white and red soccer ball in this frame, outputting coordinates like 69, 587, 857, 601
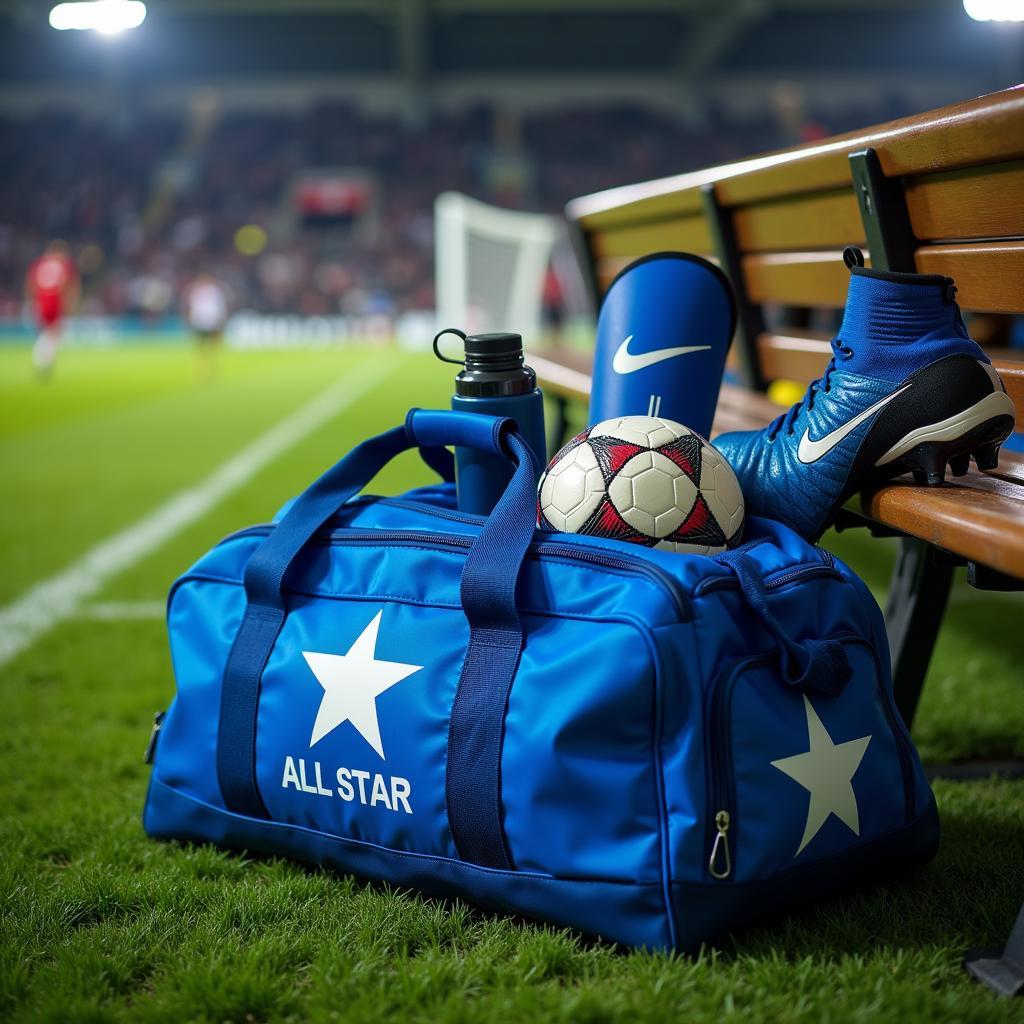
537, 416, 745, 555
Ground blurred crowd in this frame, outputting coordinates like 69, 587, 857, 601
0, 99, 893, 322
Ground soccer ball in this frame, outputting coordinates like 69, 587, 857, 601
537, 415, 745, 555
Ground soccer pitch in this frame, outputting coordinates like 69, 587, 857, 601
1, 343, 1022, 1022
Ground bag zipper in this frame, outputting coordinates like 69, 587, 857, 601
218, 516, 844, 625
705, 637, 915, 882
705, 652, 767, 881
375, 495, 485, 526
217, 524, 690, 620
696, 562, 843, 597
377, 501, 834, 578
144, 710, 166, 764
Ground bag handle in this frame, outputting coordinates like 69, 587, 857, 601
239, 408, 533, 609
217, 408, 539, 871
417, 441, 455, 483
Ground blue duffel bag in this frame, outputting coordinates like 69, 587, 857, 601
143, 408, 939, 950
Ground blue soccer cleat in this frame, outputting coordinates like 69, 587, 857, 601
713, 249, 1016, 540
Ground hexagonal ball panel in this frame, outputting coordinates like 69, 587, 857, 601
590, 415, 690, 450
539, 441, 607, 533
701, 445, 746, 541
607, 450, 696, 539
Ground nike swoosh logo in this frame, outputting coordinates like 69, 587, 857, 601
612, 335, 712, 374
796, 385, 911, 464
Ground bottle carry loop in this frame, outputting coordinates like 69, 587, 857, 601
717, 551, 852, 696
432, 327, 468, 366
216, 409, 537, 870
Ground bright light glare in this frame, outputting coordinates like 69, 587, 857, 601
49, 1, 146, 34
963, 0, 1024, 21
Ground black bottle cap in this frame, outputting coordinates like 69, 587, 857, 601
462, 332, 525, 371
433, 327, 536, 398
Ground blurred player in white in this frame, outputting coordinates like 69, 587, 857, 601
26, 241, 79, 377
182, 273, 231, 379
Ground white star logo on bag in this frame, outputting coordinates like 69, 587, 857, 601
302, 610, 423, 759
771, 696, 872, 856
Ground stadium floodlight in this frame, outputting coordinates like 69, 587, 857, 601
963, 0, 1024, 20
49, 0, 146, 34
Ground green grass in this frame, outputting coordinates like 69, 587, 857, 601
1, 343, 1022, 1023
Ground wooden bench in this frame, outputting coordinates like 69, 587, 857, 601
534, 85, 1024, 733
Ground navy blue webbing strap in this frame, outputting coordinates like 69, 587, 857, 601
217, 423, 409, 817
216, 410, 537, 872
444, 431, 537, 869
418, 443, 455, 483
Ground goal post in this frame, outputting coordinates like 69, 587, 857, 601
434, 191, 559, 342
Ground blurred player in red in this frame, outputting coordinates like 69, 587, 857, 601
181, 272, 231, 380
542, 265, 565, 347
26, 241, 79, 376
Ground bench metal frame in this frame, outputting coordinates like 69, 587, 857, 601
848, 146, 956, 726
701, 184, 766, 391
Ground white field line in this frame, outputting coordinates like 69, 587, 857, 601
81, 601, 166, 621
0, 357, 395, 667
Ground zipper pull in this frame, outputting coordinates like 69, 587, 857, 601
708, 810, 732, 880
144, 711, 166, 764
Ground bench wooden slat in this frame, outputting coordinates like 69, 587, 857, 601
715, 87, 1024, 207
528, 350, 591, 402
713, 381, 783, 425
994, 360, 1024, 432
591, 214, 712, 259
734, 190, 865, 253
988, 449, 1024, 487
915, 241, 1024, 314
595, 257, 630, 292
743, 251, 857, 307
756, 330, 832, 381
904, 159, 1024, 242
860, 473, 1024, 579
572, 181, 708, 232
570, 88, 1024, 229
743, 245, 1024, 316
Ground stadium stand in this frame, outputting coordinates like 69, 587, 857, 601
0, 100, 882, 324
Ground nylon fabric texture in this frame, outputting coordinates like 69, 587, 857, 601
145, 411, 939, 950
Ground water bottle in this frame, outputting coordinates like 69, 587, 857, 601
433, 328, 547, 516
589, 252, 736, 439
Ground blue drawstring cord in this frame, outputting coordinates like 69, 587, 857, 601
719, 551, 853, 696
766, 336, 855, 441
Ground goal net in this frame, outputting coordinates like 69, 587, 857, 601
434, 191, 558, 342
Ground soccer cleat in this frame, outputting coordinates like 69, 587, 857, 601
713, 250, 1016, 540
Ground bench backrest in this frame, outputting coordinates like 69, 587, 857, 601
566, 87, 1024, 429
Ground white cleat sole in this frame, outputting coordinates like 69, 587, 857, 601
875, 390, 1017, 468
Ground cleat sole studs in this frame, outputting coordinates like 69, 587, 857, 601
973, 444, 1000, 471
949, 453, 970, 477
905, 445, 949, 486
